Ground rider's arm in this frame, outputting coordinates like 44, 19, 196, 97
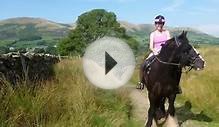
149, 32, 155, 53
166, 30, 171, 40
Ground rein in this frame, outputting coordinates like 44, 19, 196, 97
154, 55, 193, 73
154, 55, 180, 66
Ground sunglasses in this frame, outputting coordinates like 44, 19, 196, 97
155, 22, 164, 25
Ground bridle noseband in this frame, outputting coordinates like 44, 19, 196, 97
189, 53, 202, 66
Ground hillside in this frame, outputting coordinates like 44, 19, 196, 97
0, 17, 73, 40
119, 21, 219, 45
0, 17, 218, 51
0, 17, 73, 50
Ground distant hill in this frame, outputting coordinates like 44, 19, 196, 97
119, 21, 219, 45
0, 17, 218, 50
0, 17, 73, 40
0, 17, 76, 49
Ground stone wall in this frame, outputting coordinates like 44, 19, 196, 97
0, 52, 60, 85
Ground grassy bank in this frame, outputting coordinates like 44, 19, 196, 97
177, 46, 219, 124
0, 59, 139, 127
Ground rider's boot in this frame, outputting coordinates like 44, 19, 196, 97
136, 56, 154, 90
136, 62, 145, 90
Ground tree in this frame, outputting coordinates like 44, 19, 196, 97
58, 9, 139, 56
45, 46, 58, 55
58, 30, 86, 55
0, 46, 9, 54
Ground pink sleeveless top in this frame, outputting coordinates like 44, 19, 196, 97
153, 31, 168, 53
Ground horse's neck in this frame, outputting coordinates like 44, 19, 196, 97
154, 59, 182, 78
158, 47, 178, 63
157, 46, 183, 75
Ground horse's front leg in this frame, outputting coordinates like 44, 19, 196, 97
159, 97, 166, 118
167, 94, 176, 116
145, 92, 156, 127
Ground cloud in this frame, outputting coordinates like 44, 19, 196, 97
85, 0, 138, 3
187, 7, 218, 15
195, 24, 219, 37
163, 0, 184, 12
117, 0, 137, 2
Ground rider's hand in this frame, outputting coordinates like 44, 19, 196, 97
152, 50, 158, 55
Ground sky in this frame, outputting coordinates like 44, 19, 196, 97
0, 0, 219, 37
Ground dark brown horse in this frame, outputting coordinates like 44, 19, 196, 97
141, 31, 205, 127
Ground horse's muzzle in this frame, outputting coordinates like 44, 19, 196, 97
193, 58, 205, 70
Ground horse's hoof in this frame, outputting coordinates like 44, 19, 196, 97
157, 117, 166, 125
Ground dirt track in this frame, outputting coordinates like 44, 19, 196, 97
126, 84, 210, 127
128, 85, 149, 122
125, 85, 149, 126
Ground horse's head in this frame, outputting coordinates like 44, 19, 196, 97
175, 31, 205, 70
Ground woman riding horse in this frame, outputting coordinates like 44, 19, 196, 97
137, 15, 182, 94
142, 31, 205, 127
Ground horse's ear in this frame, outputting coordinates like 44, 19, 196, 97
184, 31, 187, 37
179, 31, 187, 38
179, 31, 184, 38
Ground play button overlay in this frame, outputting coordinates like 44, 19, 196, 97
83, 37, 136, 89
105, 51, 117, 75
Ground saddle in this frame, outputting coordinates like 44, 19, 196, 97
143, 55, 156, 74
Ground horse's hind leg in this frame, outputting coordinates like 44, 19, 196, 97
145, 92, 156, 127
167, 94, 176, 116
160, 97, 165, 113
166, 94, 179, 127
156, 97, 166, 120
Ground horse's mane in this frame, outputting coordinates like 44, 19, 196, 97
162, 37, 176, 49
159, 37, 177, 59
159, 31, 189, 61
161, 31, 190, 52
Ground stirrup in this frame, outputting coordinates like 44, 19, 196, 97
136, 82, 144, 90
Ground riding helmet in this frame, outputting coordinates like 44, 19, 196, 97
154, 15, 165, 24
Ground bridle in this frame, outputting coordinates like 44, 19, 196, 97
153, 36, 201, 73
